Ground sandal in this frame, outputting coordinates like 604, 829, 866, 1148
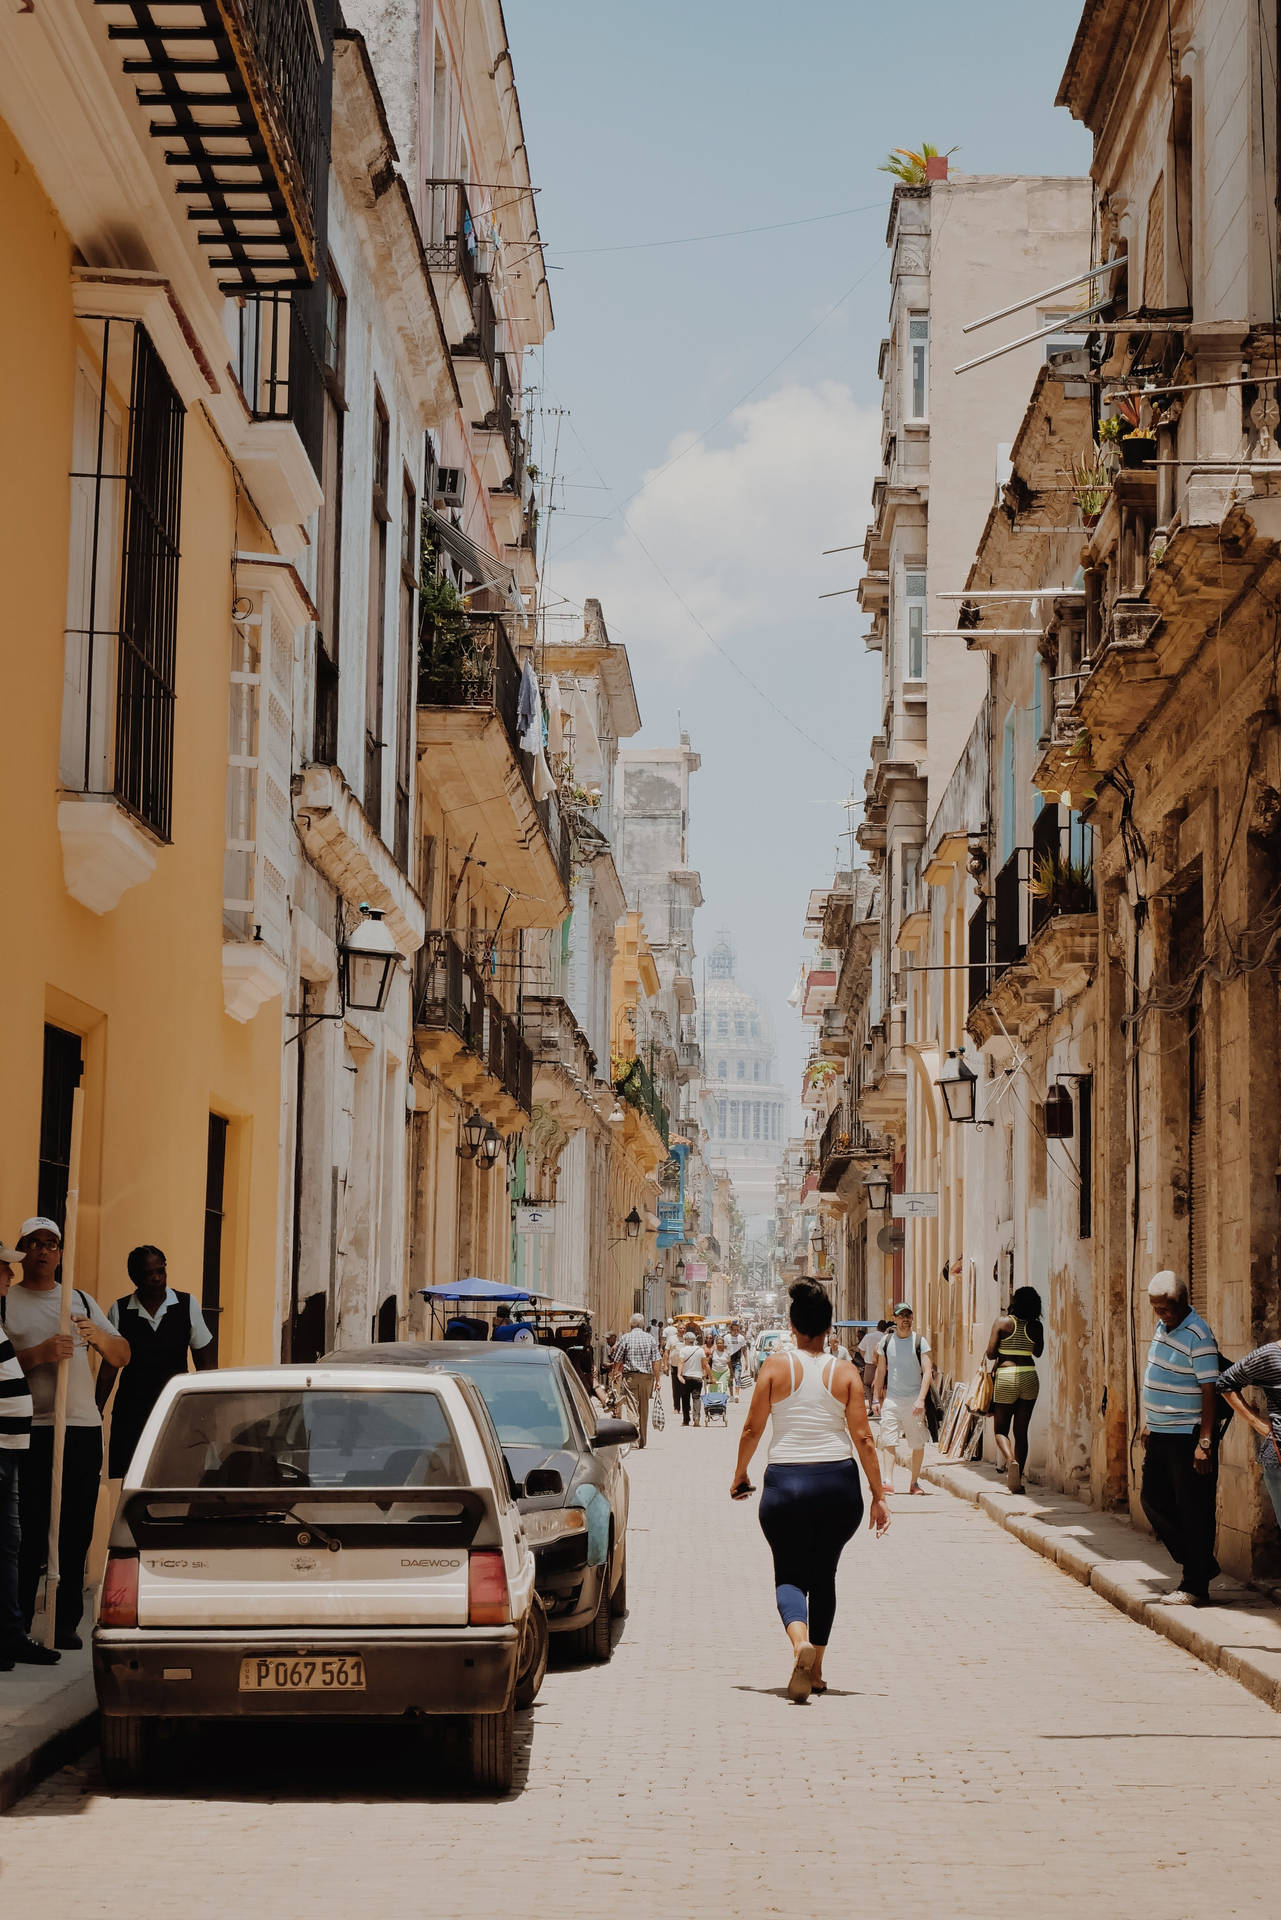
787, 1642, 817, 1702
810, 1679, 828, 1695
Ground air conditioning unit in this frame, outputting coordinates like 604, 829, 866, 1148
433, 467, 466, 509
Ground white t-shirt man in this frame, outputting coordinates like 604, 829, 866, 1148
881, 1329, 931, 1400
858, 1327, 884, 1366
4, 1284, 115, 1427
679, 1338, 707, 1382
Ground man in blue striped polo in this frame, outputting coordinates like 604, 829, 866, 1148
1141, 1270, 1221, 1607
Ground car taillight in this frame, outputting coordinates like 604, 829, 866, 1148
100, 1553, 139, 1628
468, 1551, 509, 1626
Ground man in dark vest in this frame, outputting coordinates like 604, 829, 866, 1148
96, 1246, 216, 1478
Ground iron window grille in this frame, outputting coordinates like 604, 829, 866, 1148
63, 317, 184, 841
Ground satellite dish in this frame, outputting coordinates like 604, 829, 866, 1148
877, 1223, 906, 1255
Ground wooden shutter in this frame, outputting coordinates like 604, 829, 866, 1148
1187, 1006, 1206, 1311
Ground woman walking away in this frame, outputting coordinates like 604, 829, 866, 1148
986, 1285, 1044, 1493
731, 1280, 889, 1701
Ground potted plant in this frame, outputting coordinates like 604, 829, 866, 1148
417, 553, 485, 702
878, 142, 958, 185
1029, 851, 1095, 919
1108, 392, 1157, 468
1070, 452, 1112, 528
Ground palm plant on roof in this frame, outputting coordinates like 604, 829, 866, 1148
878, 143, 958, 185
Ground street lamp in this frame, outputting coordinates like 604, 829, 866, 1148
340, 905, 402, 1013
863, 1167, 891, 1211
477, 1122, 502, 1172
458, 1108, 488, 1161
623, 1207, 642, 1239
936, 1048, 982, 1125
674, 1253, 686, 1283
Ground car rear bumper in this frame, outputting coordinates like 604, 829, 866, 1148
94, 1625, 520, 1718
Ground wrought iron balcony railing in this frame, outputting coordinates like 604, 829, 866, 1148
423, 179, 481, 299
99, 0, 332, 289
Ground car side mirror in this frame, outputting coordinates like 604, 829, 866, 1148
522, 1467, 564, 1498
591, 1418, 638, 1449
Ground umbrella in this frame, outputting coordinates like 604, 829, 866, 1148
419, 1278, 534, 1302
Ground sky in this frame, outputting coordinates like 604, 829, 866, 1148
505, 0, 1094, 1110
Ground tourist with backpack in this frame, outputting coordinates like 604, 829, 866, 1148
871, 1303, 933, 1495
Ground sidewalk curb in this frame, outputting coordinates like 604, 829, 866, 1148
925, 1460, 1281, 1713
0, 1681, 96, 1814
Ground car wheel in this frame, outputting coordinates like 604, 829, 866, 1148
609, 1547, 627, 1619
99, 1712, 154, 1790
467, 1702, 515, 1794
515, 1593, 549, 1708
572, 1552, 614, 1663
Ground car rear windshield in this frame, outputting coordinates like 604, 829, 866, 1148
141, 1389, 465, 1490
442, 1359, 571, 1449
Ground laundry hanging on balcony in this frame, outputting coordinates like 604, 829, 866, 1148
546, 675, 566, 757
569, 683, 604, 786
517, 658, 540, 739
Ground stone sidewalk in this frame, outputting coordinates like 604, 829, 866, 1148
0, 1606, 95, 1813
925, 1453, 1281, 1710
3, 1398, 1279, 1917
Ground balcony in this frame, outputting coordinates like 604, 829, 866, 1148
818, 1106, 891, 1194
452, 275, 497, 422
818, 1005, 849, 1059
423, 178, 481, 344
413, 933, 530, 1127
614, 1053, 670, 1151
676, 1037, 701, 1080
472, 355, 517, 489
230, 286, 326, 513
99, 0, 331, 290
417, 613, 572, 926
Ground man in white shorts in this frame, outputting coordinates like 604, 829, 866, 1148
873, 1302, 933, 1495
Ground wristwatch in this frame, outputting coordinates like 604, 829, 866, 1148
1195, 1435, 1211, 1451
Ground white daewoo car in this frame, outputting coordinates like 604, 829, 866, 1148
93, 1367, 553, 1794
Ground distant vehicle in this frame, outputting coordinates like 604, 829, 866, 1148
328, 1343, 635, 1662
93, 1365, 549, 1794
750, 1328, 790, 1377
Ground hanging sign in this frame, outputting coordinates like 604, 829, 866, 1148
514, 1205, 556, 1236
891, 1193, 939, 1219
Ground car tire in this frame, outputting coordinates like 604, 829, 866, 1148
99, 1712, 154, 1790
572, 1552, 614, 1663
515, 1593, 549, 1708
609, 1548, 627, 1619
467, 1702, 515, 1794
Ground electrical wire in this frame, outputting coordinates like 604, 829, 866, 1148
549, 198, 888, 256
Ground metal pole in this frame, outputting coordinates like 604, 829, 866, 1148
960, 257, 1124, 334
45, 1086, 85, 1648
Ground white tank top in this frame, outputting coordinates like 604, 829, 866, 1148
767, 1350, 854, 1465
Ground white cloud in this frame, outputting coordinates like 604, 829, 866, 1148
545, 381, 881, 671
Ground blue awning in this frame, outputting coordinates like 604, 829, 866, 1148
419, 1278, 534, 1303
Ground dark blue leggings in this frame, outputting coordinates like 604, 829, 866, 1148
758, 1459, 864, 1646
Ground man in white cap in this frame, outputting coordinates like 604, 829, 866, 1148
1, 1240, 60, 1670
1141, 1270, 1222, 1606
6, 1217, 129, 1648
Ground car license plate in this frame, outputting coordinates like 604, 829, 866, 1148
238, 1655, 366, 1692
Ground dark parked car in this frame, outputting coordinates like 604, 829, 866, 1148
327, 1343, 635, 1662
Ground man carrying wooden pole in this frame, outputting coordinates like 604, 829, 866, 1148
7, 1142, 129, 1648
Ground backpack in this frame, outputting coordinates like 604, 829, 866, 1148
879, 1331, 942, 1440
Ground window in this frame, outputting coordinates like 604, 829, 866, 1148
61, 318, 184, 839
717, 1100, 727, 1135
1038, 309, 1081, 365
901, 847, 920, 915
907, 314, 929, 418
38, 1025, 83, 1230
716, 1012, 728, 1038
394, 468, 417, 870
313, 268, 345, 764
366, 390, 391, 827
203, 1115, 228, 1365
736, 1060, 745, 1081
717, 1060, 727, 1080
904, 568, 927, 681
223, 578, 292, 956
730, 1102, 739, 1139
735, 1019, 745, 1037
753, 1061, 761, 1083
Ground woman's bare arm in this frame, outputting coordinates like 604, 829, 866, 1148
837, 1363, 890, 1533
730, 1359, 780, 1492
985, 1316, 1013, 1362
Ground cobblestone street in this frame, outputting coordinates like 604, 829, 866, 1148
1, 1402, 1277, 1918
